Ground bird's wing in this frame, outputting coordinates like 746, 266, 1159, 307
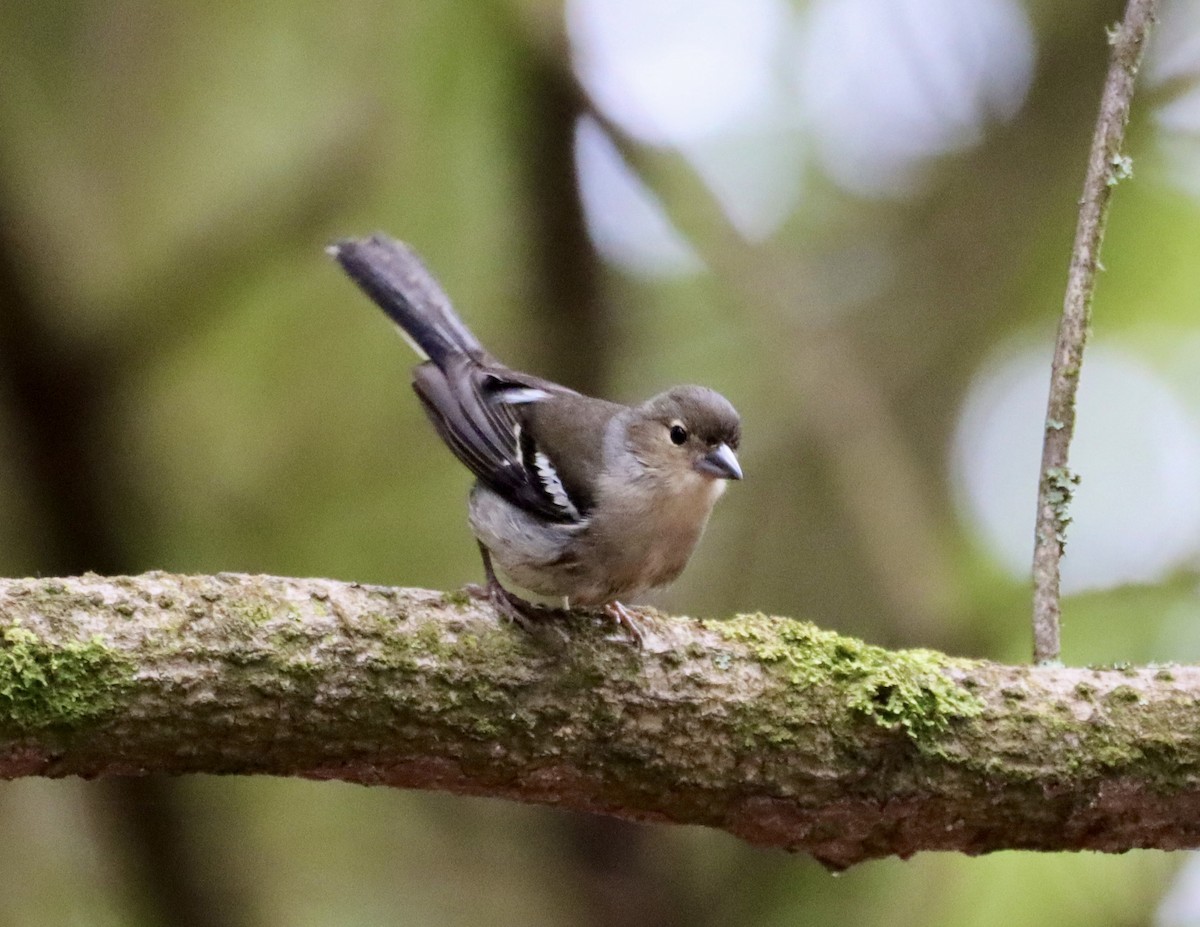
413, 358, 588, 523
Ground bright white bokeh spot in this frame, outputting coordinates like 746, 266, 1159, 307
567, 0, 805, 248
1150, 0, 1200, 200
796, 0, 1035, 196
1157, 852, 1200, 927
573, 116, 703, 278
566, 0, 1039, 253
1147, 0, 1200, 88
681, 125, 807, 241
1158, 85, 1200, 136
952, 343, 1200, 593
567, 0, 788, 146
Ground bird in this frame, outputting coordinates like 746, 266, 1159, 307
329, 233, 742, 641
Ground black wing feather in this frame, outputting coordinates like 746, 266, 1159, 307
413, 359, 583, 523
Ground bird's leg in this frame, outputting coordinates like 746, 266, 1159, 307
464, 540, 503, 600
466, 542, 561, 630
465, 544, 645, 646
603, 601, 647, 647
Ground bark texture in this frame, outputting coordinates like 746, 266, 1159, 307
1, 572, 1198, 869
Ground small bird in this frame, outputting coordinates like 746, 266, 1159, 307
330, 234, 741, 639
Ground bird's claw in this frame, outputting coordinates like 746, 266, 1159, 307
603, 601, 647, 647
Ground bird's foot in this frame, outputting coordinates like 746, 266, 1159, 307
466, 579, 645, 647
603, 601, 647, 647
466, 580, 565, 633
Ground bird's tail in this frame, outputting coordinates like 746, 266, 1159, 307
329, 234, 487, 368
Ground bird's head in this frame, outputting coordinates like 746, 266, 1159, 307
628, 386, 742, 485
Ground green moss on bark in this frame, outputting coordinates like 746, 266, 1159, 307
708, 614, 984, 748
0, 625, 134, 731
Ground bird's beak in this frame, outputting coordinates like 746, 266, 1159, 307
696, 443, 743, 481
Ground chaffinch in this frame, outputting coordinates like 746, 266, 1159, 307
330, 234, 741, 640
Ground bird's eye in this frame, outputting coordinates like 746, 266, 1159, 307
669, 424, 688, 446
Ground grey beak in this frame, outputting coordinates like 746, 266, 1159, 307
697, 443, 743, 481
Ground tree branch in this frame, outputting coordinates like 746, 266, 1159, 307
2, 572, 1200, 869
1031, 0, 1159, 664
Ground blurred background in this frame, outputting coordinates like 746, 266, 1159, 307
1, 0, 1199, 923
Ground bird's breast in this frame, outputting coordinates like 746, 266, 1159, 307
584, 469, 723, 596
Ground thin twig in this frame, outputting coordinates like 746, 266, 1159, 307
1031, 0, 1159, 664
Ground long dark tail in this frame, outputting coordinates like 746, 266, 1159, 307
329, 234, 487, 368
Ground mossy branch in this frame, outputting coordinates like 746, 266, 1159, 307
3, 572, 1200, 869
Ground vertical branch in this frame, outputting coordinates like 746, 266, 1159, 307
520, 51, 611, 397
1031, 0, 1159, 664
